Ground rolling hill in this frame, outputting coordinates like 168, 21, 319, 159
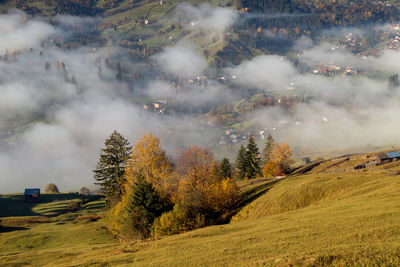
2, 152, 400, 266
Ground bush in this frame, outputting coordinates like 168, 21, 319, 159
45, 183, 59, 193
153, 204, 206, 237
79, 187, 90, 196
68, 201, 82, 212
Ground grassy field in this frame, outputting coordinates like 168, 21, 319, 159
2, 162, 400, 265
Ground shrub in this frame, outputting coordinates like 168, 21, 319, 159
79, 187, 90, 196
68, 201, 82, 212
44, 183, 59, 193
153, 204, 206, 237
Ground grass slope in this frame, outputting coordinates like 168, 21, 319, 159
2, 167, 400, 265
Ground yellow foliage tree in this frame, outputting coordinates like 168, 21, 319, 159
262, 141, 293, 177
108, 133, 174, 238
271, 142, 293, 174
262, 161, 276, 178
175, 147, 239, 215
124, 133, 175, 199
206, 178, 239, 212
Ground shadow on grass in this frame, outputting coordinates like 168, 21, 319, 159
0, 194, 103, 218
219, 179, 284, 224
0, 226, 30, 233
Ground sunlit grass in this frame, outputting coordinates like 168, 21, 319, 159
2, 170, 400, 266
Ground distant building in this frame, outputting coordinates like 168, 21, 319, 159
24, 188, 40, 202
373, 151, 400, 165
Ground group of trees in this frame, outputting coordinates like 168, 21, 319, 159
94, 131, 293, 240
55, 0, 100, 16
235, 137, 261, 179
240, 0, 400, 27
44, 183, 90, 195
235, 134, 293, 179
94, 131, 239, 240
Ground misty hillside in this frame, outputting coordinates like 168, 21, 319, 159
3, 1, 400, 265
2, 0, 400, 192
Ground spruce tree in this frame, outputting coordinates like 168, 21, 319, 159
129, 173, 168, 238
262, 134, 275, 166
220, 158, 231, 179
245, 136, 261, 179
235, 145, 246, 180
93, 130, 131, 206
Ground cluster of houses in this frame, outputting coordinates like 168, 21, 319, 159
218, 128, 251, 145
387, 36, 400, 50
312, 64, 359, 77
143, 99, 168, 115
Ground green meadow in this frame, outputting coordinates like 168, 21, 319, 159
2, 155, 400, 266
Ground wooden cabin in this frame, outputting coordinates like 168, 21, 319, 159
24, 188, 40, 202
373, 151, 400, 165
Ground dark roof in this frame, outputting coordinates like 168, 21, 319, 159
24, 188, 40, 195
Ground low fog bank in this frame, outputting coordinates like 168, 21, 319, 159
2, 9, 400, 193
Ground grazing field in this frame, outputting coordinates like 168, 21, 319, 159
2, 166, 400, 266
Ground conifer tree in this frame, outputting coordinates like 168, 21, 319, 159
235, 145, 246, 180
262, 134, 275, 165
220, 158, 231, 179
245, 136, 261, 179
93, 130, 131, 206
129, 173, 168, 238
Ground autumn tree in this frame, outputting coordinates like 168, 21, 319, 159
45, 183, 59, 193
176, 147, 239, 217
245, 136, 261, 179
175, 146, 216, 214
270, 142, 293, 175
124, 133, 175, 199
93, 130, 131, 206
108, 133, 174, 238
235, 145, 246, 180
262, 141, 293, 177
262, 134, 275, 165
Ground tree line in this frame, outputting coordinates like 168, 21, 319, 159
94, 130, 293, 240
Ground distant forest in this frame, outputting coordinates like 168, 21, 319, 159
236, 0, 400, 52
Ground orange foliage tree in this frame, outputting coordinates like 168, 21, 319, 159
175, 146, 239, 215
262, 142, 293, 177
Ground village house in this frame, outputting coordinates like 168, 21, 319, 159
357, 151, 400, 169
373, 151, 400, 165
24, 188, 40, 202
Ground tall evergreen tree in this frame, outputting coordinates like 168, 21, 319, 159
93, 130, 132, 206
129, 173, 169, 239
220, 158, 232, 179
262, 134, 275, 166
245, 136, 261, 179
235, 145, 246, 180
